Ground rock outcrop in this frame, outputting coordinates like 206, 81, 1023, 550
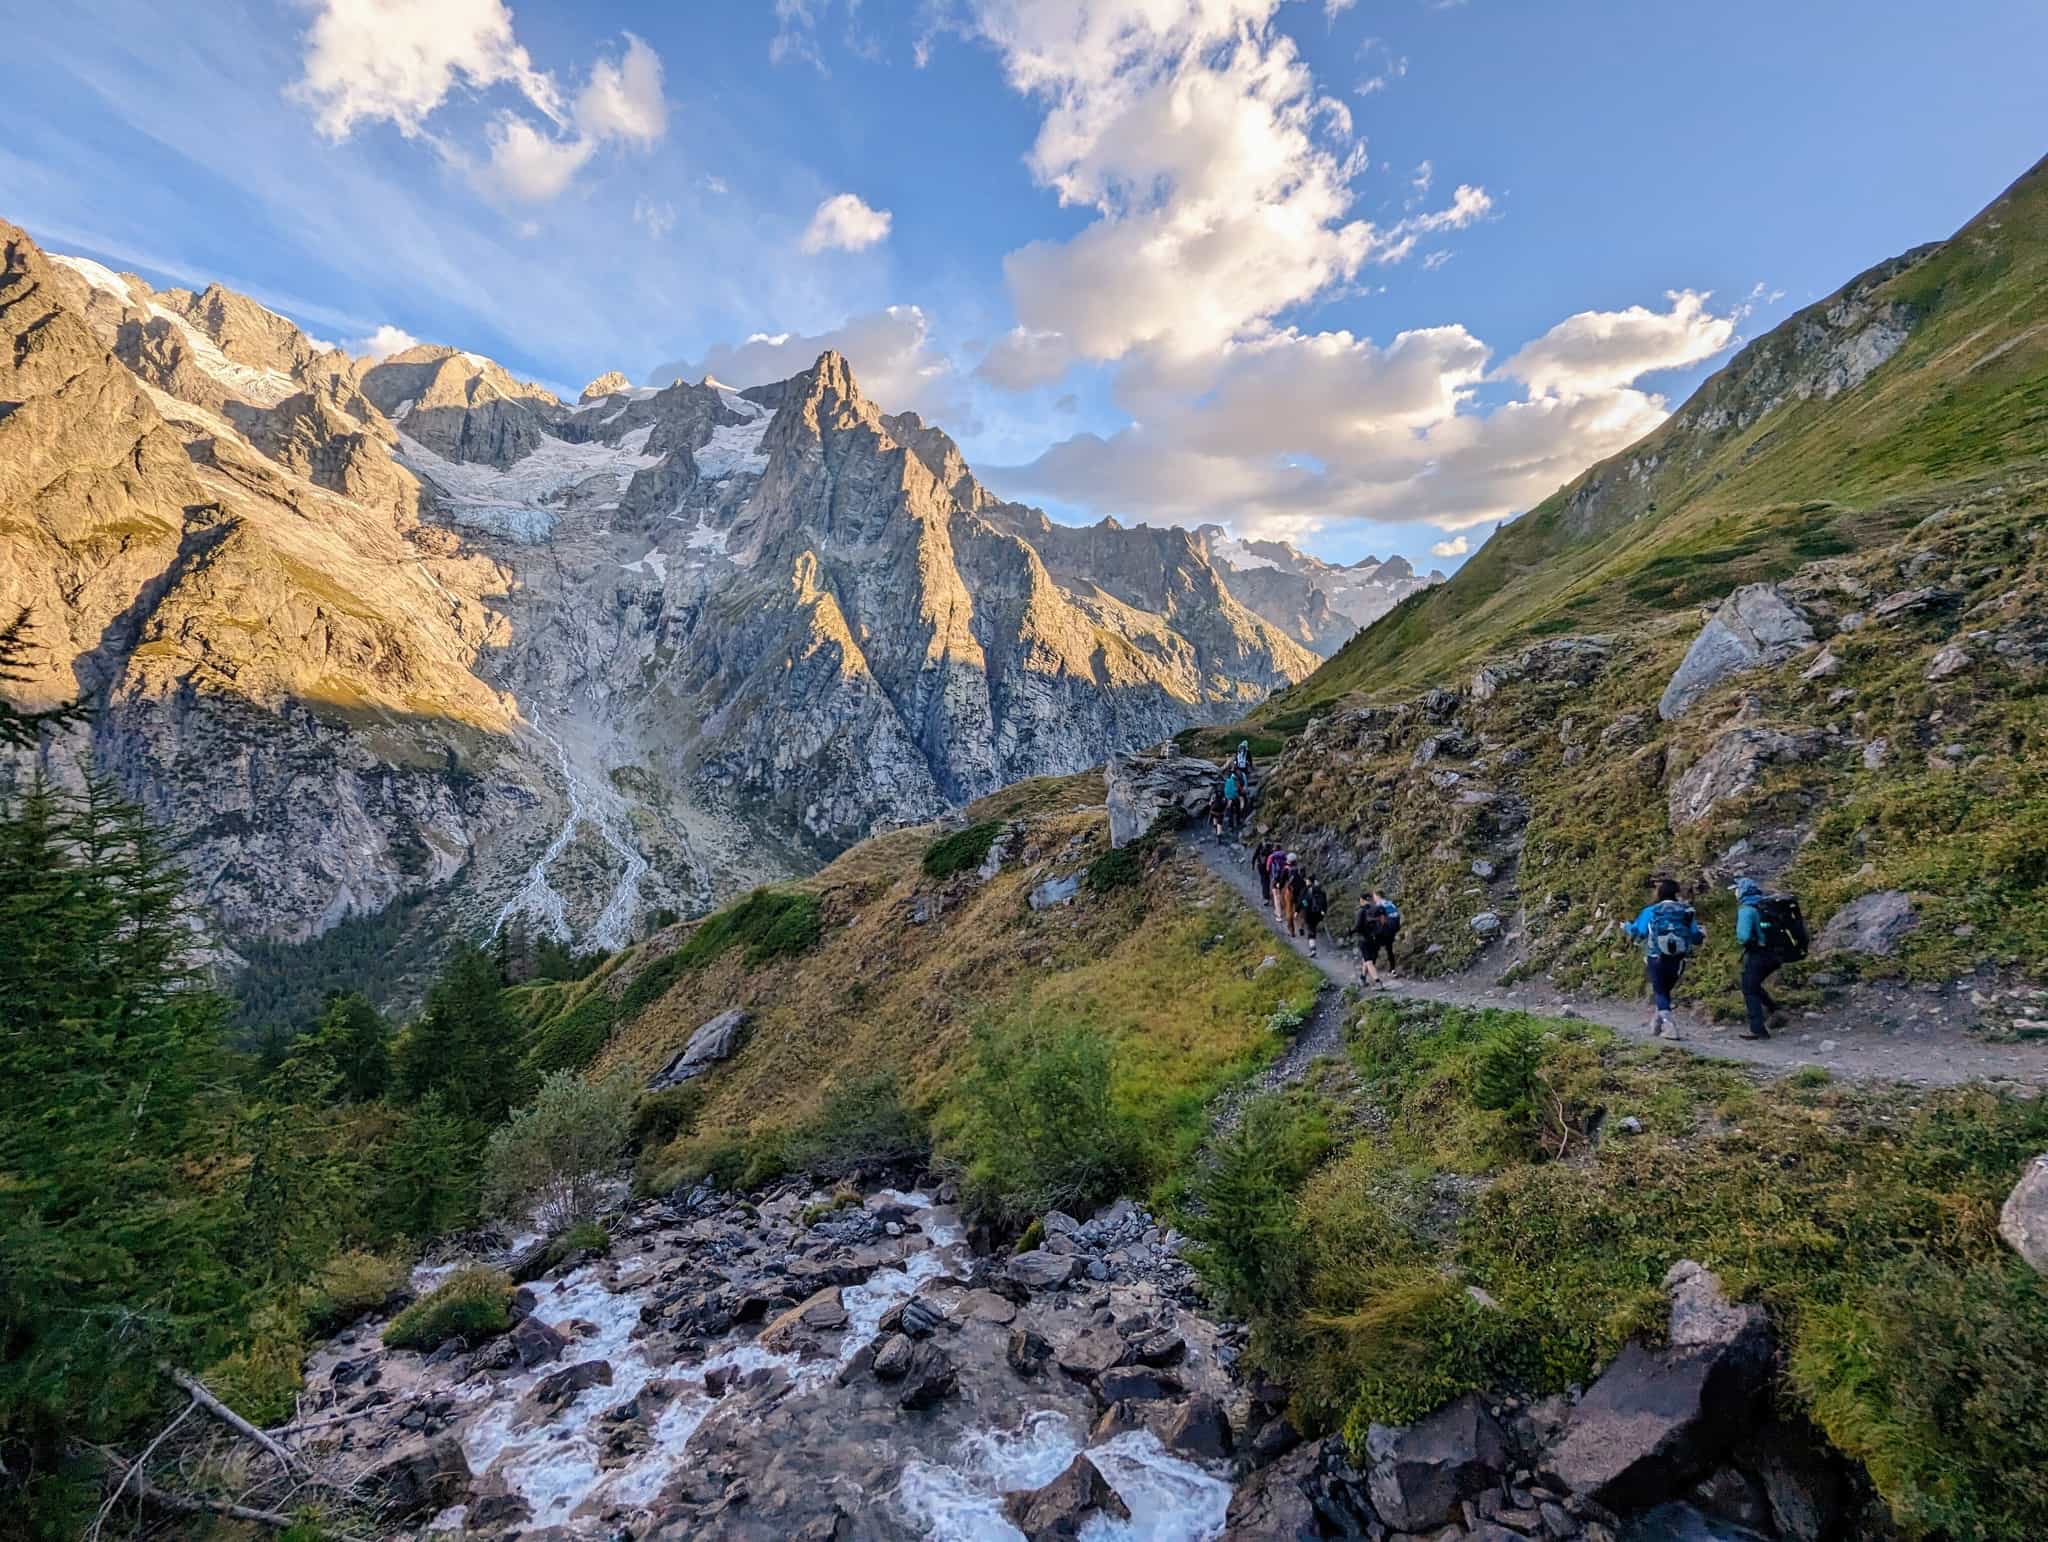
2001, 1155, 2048, 1276
1659, 584, 1815, 720
1105, 748, 1225, 847
648, 1009, 751, 1088
1814, 890, 1919, 958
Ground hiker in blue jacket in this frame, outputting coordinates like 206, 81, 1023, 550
1624, 878, 1704, 1040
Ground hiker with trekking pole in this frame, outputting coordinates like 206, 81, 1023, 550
1624, 878, 1705, 1040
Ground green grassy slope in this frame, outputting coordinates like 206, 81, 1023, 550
1279, 153, 2048, 710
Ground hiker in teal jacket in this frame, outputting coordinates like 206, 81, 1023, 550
1733, 878, 1781, 1040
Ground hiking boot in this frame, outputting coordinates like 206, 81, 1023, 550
1662, 1015, 1684, 1042
1738, 1030, 1771, 1041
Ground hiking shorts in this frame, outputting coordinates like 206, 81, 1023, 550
1358, 931, 1393, 967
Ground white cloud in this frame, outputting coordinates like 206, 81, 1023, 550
354, 323, 420, 359
982, 290, 1740, 540
574, 33, 666, 144
700, 174, 730, 196
800, 192, 893, 253
633, 197, 678, 239
648, 305, 968, 424
476, 112, 595, 203
1323, 0, 1357, 21
1504, 289, 1736, 398
291, 1, 668, 206
292, 0, 564, 139
1430, 534, 1468, 558
1411, 158, 1434, 196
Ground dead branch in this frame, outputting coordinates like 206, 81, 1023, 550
88, 1399, 198, 1542
163, 1365, 304, 1475
128, 1469, 294, 1530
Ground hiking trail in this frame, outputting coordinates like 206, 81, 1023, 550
1183, 831, 2048, 1090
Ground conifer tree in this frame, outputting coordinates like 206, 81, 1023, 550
0, 608, 86, 749
393, 943, 526, 1123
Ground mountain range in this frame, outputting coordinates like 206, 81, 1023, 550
1, 219, 1427, 960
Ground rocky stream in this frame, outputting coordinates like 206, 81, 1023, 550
286, 1179, 1858, 1541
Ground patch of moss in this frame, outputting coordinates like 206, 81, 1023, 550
382, 1266, 512, 1351
923, 821, 1004, 879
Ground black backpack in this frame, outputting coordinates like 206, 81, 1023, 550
1754, 894, 1810, 963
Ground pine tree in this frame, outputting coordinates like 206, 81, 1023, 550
0, 769, 237, 1492
292, 991, 392, 1102
393, 943, 527, 1123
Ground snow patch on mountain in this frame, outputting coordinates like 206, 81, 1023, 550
398, 428, 665, 541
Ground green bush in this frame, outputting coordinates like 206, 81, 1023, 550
1183, 1093, 1331, 1318
923, 821, 1003, 879
779, 1072, 928, 1180
1085, 845, 1145, 893
484, 1070, 634, 1234
631, 1084, 705, 1150
1472, 1017, 1546, 1121
955, 1015, 1144, 1226
304, 1249, 409, 1335
383, 1267, 512, 1351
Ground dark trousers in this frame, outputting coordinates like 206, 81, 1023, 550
1741, 951, 1781, 1034
1646, 954, 1686, 1012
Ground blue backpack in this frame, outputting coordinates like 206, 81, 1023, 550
1379, 899, 1402, 935
1646, 900, 1699, 958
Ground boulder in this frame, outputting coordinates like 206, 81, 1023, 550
1006, 1326, 1054, 1376
509, 1314, 567, 1369
1814, 890, 1919, 958
2000, 1154, 2048, 1276
870, 1333, 914, 1381
1159, 1393, 1234, 1461
362, 1434, 470, 1521
648, 1008, 751, 1089
1659, 585, 1815, 721
1095, 1365, 1184, 1403
1222, 1443, 1322, 1540
529, 1359, 613, 1411
757, 1286, 848, 1354
1926, 642, 1972, 681
895, 1341, 958, 1410
1002, 1453, 1131, 1540
1105, 748, 1222, 848
1667, 727, 1824, 829
1053, 1326, 1125, 1379
1543, 1278, 1771, 1513
1366, 1391, 1509, 1532
1126, 1328, 1186, 1366
1029, 874, 1082, 910
1006, 1250, 1081, 1290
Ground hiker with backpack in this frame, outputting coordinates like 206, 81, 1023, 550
1355, 890, 1400, 986
1253, 839, 1275, 906
1275, 852, 1300, 934
1208, 783, 1229, 840
1235, 739, 1252, 779
1267, 848, 1291, 923
1624, 878, 1705, 1040
1284, 862, 1311, 939
1733, 878, 1808, 1040
1221, 769, 1242, 833
1300, 874, 1329, 958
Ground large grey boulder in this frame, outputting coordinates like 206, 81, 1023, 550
1659, 585, 1815, 721
2000, 1154, 2048, 1276
1366, 1391, 1509, 1532
1667, 727, 1824, 829
1105, 748, 1222, 848
1005, 1249, 1081, 1290
648, 1008, 750, 1089
1814, 890, 1919, 957
1544, 1264, 1770, 1509
362, 1434, 470, 1521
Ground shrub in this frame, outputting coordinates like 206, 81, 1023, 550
1183, 1093, 1331, 1318
202, 1295, 311, 1426
484, 1070, 635, 1234
1085, 845, 1145, 893
383, 1267, 512, 1351
779, 1072, 928, 1179
923, 821, 1003, 879
539, 1220, 610, 1267
1472, 1017, 1546, 1121
955, 1015, 1144, 1226
305, 1249, 409, 1335
1265, 994, 1313, 1036
630, 1084, 705, 1150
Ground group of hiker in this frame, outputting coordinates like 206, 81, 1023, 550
1207, 741, 1256, 838
1217, 742, 1812, 1041
1622, 875, 1808, 1040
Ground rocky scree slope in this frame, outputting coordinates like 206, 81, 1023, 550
1239, 156, 2048, 1043
0, 218, 1312, 966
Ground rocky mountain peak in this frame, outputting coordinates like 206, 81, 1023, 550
580, 370, 630, 403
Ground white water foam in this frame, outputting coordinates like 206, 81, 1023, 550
895, 1414, 1232, 1542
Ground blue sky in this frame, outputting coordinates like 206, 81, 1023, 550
5, 1, 2042, 569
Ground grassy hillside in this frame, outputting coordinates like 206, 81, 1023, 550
508, 772, 1323, 1200
1281, 153, 2048, 711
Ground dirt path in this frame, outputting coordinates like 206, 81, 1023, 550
1186, 832, 2048, 1090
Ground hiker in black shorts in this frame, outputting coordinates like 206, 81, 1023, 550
1355, 890, 1399, 986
